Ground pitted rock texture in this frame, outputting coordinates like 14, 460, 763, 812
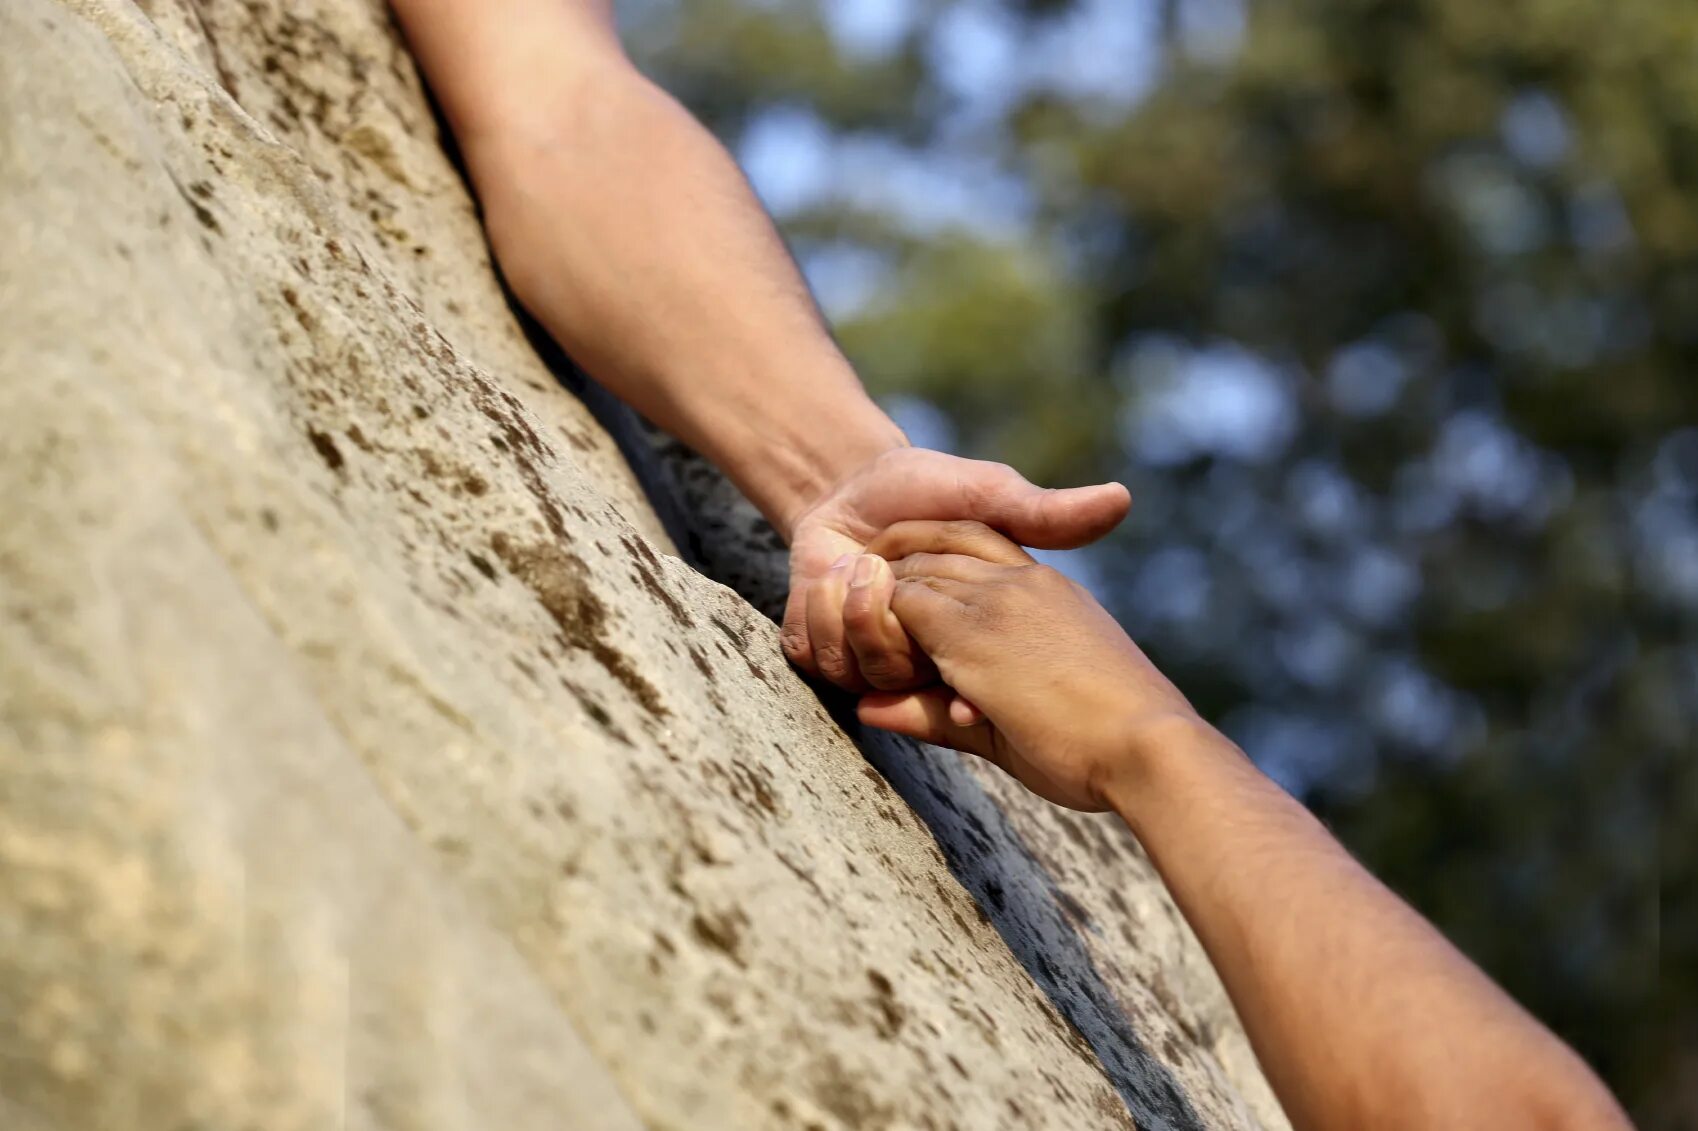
0, 2, 1288, 1130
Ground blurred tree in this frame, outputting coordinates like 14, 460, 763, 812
621, 0, 1696, 1121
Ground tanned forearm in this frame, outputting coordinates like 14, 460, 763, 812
856, 518, 1629, 1129
856, 521, 1626, 1126
1105, 721, 1632, 1131
388, 0, 903, 538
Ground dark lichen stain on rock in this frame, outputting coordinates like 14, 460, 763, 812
860, 764, 893, 796
709, 614, 746, 650
619, 534, 694, 627
709, 615, 776, 684
306, 425, 344, 472
490, 533, 667, 718
687, 644, 715, 682
466, 550, 497, 581
167, 171, 221, 234
281, 285, 314, 331
560, 678, 631, 745
467, 381, 571, 538
867, 969, 906, 1039
712, 757, 780, 819
689, 908, 748, 966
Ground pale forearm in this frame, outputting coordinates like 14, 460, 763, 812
1106, 721, 1629, 1131
472, 73, 901, 534
391, 0, 903, 537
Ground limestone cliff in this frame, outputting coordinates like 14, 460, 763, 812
0, 2, 1289, 1128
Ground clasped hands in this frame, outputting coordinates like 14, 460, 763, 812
780, 449, 1201, 812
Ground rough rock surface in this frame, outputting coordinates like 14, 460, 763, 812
0, 2, 1289, 1129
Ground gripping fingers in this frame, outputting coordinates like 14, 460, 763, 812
806, 554, 869, 690
857, 687, 998, 760
887, 574, 983, 660
842, 556, 932, 690
865, 519, 1036, 565
779, 584, 818, 673
888, 552, 1010, 585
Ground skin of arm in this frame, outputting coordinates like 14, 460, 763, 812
386, 0, 1131, 690
844, 520, 1633, 1131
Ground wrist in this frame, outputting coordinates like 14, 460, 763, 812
753, 395, 907, 542
1095, 714, 1249, 829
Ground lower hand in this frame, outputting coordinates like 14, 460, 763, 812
780, 448, 1131, 693
852, 520, 1202, 812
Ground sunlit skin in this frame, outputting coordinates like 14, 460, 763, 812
389, 3, 1631, 1127
845, 520, 1631, 1131
388, 0, 1129, 703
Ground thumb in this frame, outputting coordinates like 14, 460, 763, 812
966, 467, 1131, 550
858, 688, 997, 758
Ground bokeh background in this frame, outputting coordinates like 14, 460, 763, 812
617, 0, 1694, 1122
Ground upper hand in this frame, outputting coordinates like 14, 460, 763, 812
853, 520, 1202, 812
779, 448, 1131, 693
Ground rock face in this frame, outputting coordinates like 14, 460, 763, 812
0, 3, 1288, 1129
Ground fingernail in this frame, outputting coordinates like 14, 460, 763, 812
830, 553, 854, 571
849, 555, 877, 588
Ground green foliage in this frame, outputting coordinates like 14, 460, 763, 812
627, 0, 1696, 1120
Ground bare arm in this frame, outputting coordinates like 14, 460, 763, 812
848, 520, 1632, 1131
388, 0, 903, 535
1114, 725, 1626, 1131
388, 0, 1131, 691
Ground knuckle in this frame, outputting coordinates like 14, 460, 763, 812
963, 462, 1006, 499
813, 641, 853, 680
1024, 563, 1065, 587
859, 654, 909, 686
779, 627, 810, 660
889, 578, 925, 609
